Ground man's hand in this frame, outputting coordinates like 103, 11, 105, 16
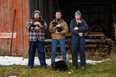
74, 27, 78, 30
35, 26, 40, 30
56, 24, 61, 27
33, 21, 41, 26
56, 29, 60, 33
79, 32, 83, 37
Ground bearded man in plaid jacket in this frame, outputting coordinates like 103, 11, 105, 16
26, 10, 47, 68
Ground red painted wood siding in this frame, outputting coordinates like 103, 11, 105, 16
0, 0, 29, 54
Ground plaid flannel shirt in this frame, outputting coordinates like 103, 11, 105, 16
26, 19, 47, 41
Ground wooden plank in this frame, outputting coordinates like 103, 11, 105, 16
45, 39, 111, 43
66, 32, 105, 37
45, 39, 52, 42
86, 39, 105, 43
87, 33, 105, 37
0, 32, 17, 38
86, 44, 97, 47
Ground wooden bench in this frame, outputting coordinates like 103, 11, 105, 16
44, 37, 113, 55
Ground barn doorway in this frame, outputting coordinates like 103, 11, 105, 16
58, 0, 116, 40
28, 0, 116, 40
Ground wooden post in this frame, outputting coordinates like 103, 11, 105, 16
21, 0, 24, 53
113, 4, 116, 41
114, 23, 116, 41
10, 9, 16, 56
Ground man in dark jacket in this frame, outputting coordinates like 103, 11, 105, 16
70, 10, 88, 70
26, 10, 47, 68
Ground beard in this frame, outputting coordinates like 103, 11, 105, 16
35, 17, 39, 20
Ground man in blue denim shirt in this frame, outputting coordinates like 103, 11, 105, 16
70, 10, 88, 70
49, 11, 68, 64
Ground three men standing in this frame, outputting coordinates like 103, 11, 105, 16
26, 10, 88, 70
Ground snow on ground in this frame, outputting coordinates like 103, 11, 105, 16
0, 56, 109, 66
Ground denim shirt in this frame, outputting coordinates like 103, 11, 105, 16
70, 19, 88, 38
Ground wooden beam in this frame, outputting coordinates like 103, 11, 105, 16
0, 32, 17, 38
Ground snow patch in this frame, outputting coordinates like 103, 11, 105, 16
0, 56, 109, 66
9, 76, 17, 77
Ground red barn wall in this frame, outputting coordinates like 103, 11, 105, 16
0, 0, 29, 55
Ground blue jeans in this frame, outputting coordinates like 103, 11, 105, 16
71, 36, 86, 68
28, 41, 46, 67
51, 39, 66, 63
